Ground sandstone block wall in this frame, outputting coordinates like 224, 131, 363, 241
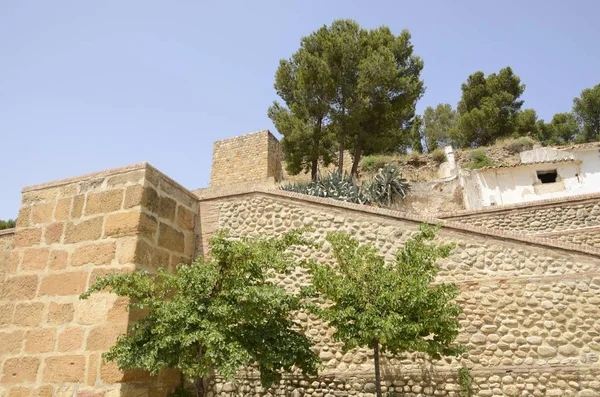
0, 163, 197, 397
440, 193, 600, 235
210, 130, 283, 188
197, 190, 600, 397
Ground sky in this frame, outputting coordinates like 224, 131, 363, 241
1, 0, 599, 219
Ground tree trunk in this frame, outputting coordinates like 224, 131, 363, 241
373, 339, 382, 397
311, 159, 319, 182
338, 137, 345, 174
351, 141, 362, 177
194, 377, 205, 397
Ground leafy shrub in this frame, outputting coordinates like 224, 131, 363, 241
501, 136, 536, 154
468, 149, 495, 169
280, 165, 409, 207
359, 154, 395, 173
431, 148, 447, 164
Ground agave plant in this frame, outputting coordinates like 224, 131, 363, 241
363, 164, 409, 207
280, 165, 408, 207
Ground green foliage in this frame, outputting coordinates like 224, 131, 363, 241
573, 83, 600, 142
81, 230, 320, 396
431, 148, 447, 164
281, 165, 408, 207
467, 149, 495, 169
451, 67, 525, 147
501, 136, 536, 154
514, 108, 539, 138
270, 19, 424, 177
303, 224, 463, 397
363, 164, 409, 207
534, 112, 580, 146
458, 367, 473, 397
423, 103, 456, 152
0, 219, 16, 230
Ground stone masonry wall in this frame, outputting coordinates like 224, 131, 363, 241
197, 190, 600, 397
0, 229, 15, 291
539, 227, 600, 250
440, 193, 600, 235
210, 130, 282, 188
0, 163, 197, 397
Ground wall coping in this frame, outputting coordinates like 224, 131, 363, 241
438, 191, 600, 219
196, 187, 600, 258
0, 228, 15, 237
22, 162, 149, 192
20, 162, 199, 202
212, 129, 273, 145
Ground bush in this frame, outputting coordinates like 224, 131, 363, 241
431, 148, 447, 164
468, 149, 495, 169
359, 154, 395, 173
501, 136, 536, 154
280, 165, 409, 207
0, 219, 16, 230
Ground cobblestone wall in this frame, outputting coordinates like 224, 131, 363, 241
440, 194, 600, 234
199, 191, 600, 397
540, 227, 600, 249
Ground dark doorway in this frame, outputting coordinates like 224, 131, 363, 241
537, 170, 558, 184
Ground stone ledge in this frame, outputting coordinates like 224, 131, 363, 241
196, 187, 600, 258
438, 191, 600, 219
536, 225, 600, 237
22, 163, 149, 193
0, 228, 15, 236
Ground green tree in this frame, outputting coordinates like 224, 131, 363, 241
514, 108, 538, 138
269, 31, 337, 181
573, 83, 600, 142
303, 224, 463, 397
348, 26, 424, 175
409, 115, 424, 153
423, 103, 456, 152
271, 20, 424, 177
451, 67, 525, 147
81, 230, 320, 397
0, 219, 16, 230
535, 112, 579, 145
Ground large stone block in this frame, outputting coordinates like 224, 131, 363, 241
64, 217, 103, 244
43, 222, 64, 244
176, 206, 195, 231
85, 190, 124, 215
47, 302, 74, 324
104, 212, 157, 239
31, 202, 55, 224
42, 355, 86, 383
0, 330, 24, 356
38, 271, 88, 296
1, 357, 40, 383
1, 275, 39, 300
57, 327, 84, 352
25, 328, 57, 353
48, 250, 68, 270
21, 248, 50, 271
13, 302, 45, 327
15, 228, 42, 248
158, 223, 184, 253
71, 242, 116, 266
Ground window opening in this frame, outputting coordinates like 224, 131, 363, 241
537, 170, 557, 184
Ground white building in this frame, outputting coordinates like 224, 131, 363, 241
459, 142, 600, 210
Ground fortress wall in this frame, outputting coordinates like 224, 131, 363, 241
198, 191, 600, 397
0, 163, 196, 397
210, 130, 282, 188
0, 229, 15, 294
440, 193, 600, 235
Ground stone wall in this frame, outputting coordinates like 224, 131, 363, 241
440, 193, 600, 235
197, 190, 600, 397
0, 163, 197, 397
210, 130, 282, 188
0, 229, 15, 290
539, 226, 600, 249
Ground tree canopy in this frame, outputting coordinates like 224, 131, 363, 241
573, 83, 600, 142
450, 67, 525, 147
303, 224, 463, 397
81, 230, 320, 397
0, 219, 16, 230
423, 103, 456, 152
270, 19, 424, 178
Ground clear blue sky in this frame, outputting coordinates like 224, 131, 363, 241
1, 0, 599, 219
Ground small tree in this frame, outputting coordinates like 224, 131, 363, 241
0, 219, 16, 230
304, 224, 463, 397
81, 230, 320, 397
